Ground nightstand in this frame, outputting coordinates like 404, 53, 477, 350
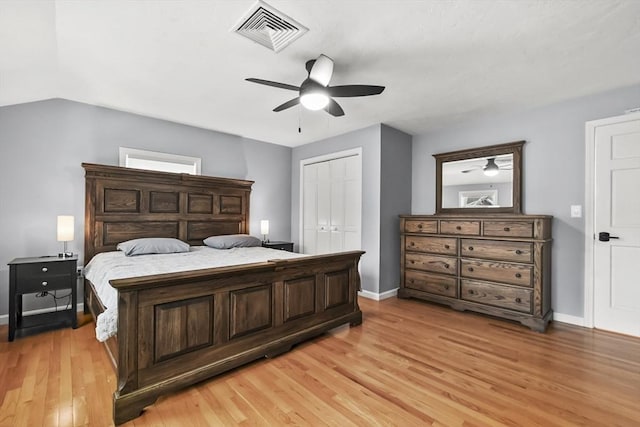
262, 241, 294, 252
8, 255, 78, 341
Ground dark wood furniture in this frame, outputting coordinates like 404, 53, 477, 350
8, 255, 78, 341
262, 240, 294, 252
399, 214, 552, 332
82, 163, 364, 425
434, 140, 524, 214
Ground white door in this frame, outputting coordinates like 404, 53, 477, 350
593, 116, 640, 337
302, 152, 362, 255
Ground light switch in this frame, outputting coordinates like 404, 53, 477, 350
571, 205, 582, 218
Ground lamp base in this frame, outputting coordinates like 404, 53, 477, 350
58, 252, 74, 258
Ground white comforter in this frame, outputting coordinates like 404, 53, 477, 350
84, 246, 304, 342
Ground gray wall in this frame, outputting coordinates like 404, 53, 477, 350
0, 98, 292, 317
379, 125, 412, 293
412, 83, 640, 318
292, 125, 382, 293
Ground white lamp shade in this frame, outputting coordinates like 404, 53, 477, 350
260, 220, 269, 235
57, 215, 74, 242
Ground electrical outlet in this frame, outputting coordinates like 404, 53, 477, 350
77, 266, 84, 278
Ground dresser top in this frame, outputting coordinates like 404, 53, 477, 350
400, 214, 553, 219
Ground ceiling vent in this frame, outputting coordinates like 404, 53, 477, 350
231, 1, 308, 52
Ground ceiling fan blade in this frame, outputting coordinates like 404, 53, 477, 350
245, 78, 299, 91
309, 54, 334, 86
328, 85, 385, 97
324, 98, 344, 117
273, 97, 300, 112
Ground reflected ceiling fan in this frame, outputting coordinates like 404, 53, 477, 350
245, 54, 385, 117
461, 158, 513, 176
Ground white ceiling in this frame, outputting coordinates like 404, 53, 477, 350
2, 0, 640, 147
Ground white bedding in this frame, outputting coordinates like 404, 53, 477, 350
84, 246, 304, 342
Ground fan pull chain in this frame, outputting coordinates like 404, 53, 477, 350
298, 106, 302, 133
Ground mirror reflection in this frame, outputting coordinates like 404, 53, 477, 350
442, 154, 513, 209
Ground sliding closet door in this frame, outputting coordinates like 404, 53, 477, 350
302, 153, 361, 255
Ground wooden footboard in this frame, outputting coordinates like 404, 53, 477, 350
103, 251, 363, 425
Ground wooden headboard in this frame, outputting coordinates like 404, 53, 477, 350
83, 163, 253, 263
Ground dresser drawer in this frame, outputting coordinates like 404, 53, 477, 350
440, 220, 480, 236
461, 279, 532, 313
405, 271, 457, 298
404, 220, 438, 234
18, 275, 73, 294
483, 221, 533, 238
405, 236, 457, 255
460, 259, 532, 287
406, 253, 457, 276
460, 239, 533, 263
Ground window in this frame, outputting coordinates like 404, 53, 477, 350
119, 147, 201, 175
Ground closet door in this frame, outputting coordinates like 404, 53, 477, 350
330, 155, 361, 251
302, 154, 361, 255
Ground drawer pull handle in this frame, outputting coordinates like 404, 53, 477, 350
468, 246, 474, 251
410, 242, 415, 246
504, 227, 511, 232
468, 289, 474, 295
444, 245, 450, 249
410, 260, 415, 264
417, 224, 423, 229
444, 264, 449, 269
42, 281, 48, 286
456, 226, 462, 230
515, 298, 522, 303
42, 267, 48, 272
515, 273, 522, 278
468, 267, 474, 272
410, 279, 414, 284
515, 250, 522, 255
444, 285, 449, 290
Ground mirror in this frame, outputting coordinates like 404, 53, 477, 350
434, 141, 524, 214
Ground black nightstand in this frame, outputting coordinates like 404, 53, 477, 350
8, 255, 78, 341
262, 241, 294, 252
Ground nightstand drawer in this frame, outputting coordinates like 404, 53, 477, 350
18, 275, 73, 293
18, 260, 72, 278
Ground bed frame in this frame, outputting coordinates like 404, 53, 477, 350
82, 163, 364, 425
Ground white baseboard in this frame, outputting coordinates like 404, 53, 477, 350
358, 287, 398, 301
0, 303, 84, 326
553, 312, 587, 327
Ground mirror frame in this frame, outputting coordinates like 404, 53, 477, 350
434, 140, 524, 214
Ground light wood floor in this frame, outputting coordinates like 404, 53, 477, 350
1, 297, 639, 426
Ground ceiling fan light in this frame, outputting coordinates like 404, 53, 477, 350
300, 92, 329, 110
483, 158, 500, 176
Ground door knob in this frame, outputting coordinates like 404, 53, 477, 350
598, 232, 620, 242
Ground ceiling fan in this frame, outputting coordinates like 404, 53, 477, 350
461, 157, 513, 176
245, 54, 385, 117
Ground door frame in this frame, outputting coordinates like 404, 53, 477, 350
299, 147, 363, 253
584, 111, 640, 328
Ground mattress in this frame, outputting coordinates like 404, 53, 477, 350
84, 246, 304, 341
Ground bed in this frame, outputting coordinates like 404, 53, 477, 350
82, 163, 364, 425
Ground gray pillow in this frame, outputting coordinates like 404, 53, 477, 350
117, 238, 190, 256
203, 234, 261, 249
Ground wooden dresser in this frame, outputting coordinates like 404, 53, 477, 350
399, 214, 552, 332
